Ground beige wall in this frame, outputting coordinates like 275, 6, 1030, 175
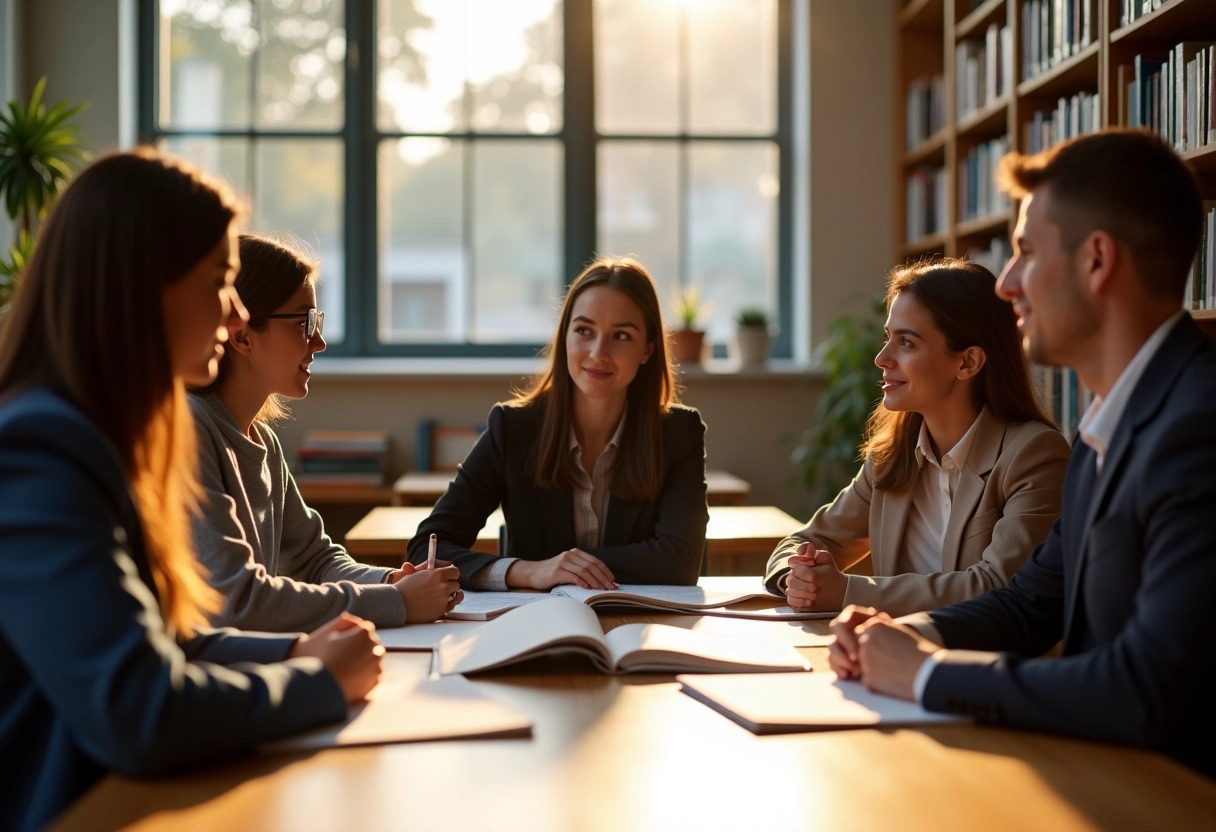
15, 0, 897, 520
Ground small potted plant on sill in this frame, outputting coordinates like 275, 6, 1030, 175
668, 284, 711, 366
733, 306, 772, 368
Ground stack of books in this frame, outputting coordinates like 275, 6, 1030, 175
296, 430, 390, 487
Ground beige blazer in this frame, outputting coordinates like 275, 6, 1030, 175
765, 408, 1071, 616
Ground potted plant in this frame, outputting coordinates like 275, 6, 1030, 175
669, 284, 711, 365
788, 296, 886, 506
733, 307, 772, 368
0, 78, 88, 314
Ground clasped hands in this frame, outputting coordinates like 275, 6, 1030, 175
782, 541, 848, 612
827, 605, 943, 701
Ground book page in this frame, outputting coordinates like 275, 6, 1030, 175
678, 672, 967, 734
446, 590, 549, 621
552, 583, 775, 610
435, 597, 610, 675
259, 675, 531, 752
603, 623, 810, 674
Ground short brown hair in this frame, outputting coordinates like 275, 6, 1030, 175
997, 128, 1202, 303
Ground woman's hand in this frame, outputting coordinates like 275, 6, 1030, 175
783, 541, 848, 612
394, 564, 462, 623
291, 612, 384, 705
506, 550, 617, 590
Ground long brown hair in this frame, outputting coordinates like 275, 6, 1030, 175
200, 233, 318, 423
512, 256, 677, 501
862, 257, 1053, 492
0, 148, 240, 637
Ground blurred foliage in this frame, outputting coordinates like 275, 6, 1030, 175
789, 296, 886, 506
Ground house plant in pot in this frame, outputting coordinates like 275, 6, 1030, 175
669, 284, 710, 365
733, 306, 772, 368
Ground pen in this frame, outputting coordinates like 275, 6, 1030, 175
427, 533, 437, 570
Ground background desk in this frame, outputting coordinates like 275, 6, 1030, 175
49, 610, 1216, 832
344, 504, 800, 575
391, 468, 753, 506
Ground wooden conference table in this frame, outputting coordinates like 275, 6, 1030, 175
344, 504, 801, 575
50, 608, 1216, 832
391, 468, 754, 506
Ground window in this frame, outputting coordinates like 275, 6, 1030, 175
141, 0, 792, 357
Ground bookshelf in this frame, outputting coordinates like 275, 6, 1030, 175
896, 0, 1216, 435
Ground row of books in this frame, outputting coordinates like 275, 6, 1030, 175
1021, 0, 1096, 83
955, 24, 1012, 120
295, 430, 390, 487
1023, 91, 1101, 154
1036, 366, 1092, 442
964, 236, 1012, 280
905, 165, 948, 242
1118, 0, 1166, 29
1185, 203, 1216, 311
905, 74, 946, 151
1118, 44, 1216, 153
958, 136, 1012, 224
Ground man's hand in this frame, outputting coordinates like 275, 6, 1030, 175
852, 617, 941, 701
827, 605, 884, 679
783, 541, 847, 611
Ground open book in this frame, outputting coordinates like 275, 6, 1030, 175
435, 596, 811, 676
677, 672, 967, 734
447, 580, 831, 621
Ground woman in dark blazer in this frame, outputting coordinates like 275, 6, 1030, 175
409, 257, 708, 588
0, 149, 383, 832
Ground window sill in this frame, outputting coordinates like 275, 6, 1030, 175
310, 356, 823, 383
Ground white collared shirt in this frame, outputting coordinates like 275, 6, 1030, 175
898, 409, 984, 576
1077, 311, 1183, 472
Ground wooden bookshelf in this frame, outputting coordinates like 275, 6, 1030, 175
895, 0, 1216, 263
895, 0, 1216, 437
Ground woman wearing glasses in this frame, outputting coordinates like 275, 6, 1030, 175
189, 234, 461, 632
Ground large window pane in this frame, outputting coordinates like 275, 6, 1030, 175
594, 0, 678, 134
160, 0, 255, 128
378, 137, 466, 343
687, 142, 779, 342
471, 141, 561, 342
378, 0, 466, 132
254, 139, 345, 342
688, 0, 776, 134
597, 141, 680, 302
378, 0, 562, 135
256, 0, 345, 129
161, 135, 250, 200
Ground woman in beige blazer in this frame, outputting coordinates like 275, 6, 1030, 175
766, 258, 1070, 617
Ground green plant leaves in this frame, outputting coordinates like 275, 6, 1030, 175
0, 77, 88, 237
788, 296, 886, 505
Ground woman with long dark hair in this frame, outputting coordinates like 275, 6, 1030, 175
189, 234, 459, 632
409, 256, 708, 588
765, 258, 1070, 616
0, 150, 382, 832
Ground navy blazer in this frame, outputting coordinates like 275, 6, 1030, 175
0, 389, 346, 832
918, 316, 1216, 777
408, 401, 709, 586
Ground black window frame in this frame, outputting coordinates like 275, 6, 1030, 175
139, 0, 793, 359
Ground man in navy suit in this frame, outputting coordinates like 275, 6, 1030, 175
829, 128, 1216, 778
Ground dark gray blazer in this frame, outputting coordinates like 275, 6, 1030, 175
0, 389, 347, 832
408, 401, 709, 586
915, 315, 1216, 778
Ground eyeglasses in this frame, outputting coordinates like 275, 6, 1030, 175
260, 308, 325, 340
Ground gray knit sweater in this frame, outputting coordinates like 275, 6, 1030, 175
189, 392, 405, 631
